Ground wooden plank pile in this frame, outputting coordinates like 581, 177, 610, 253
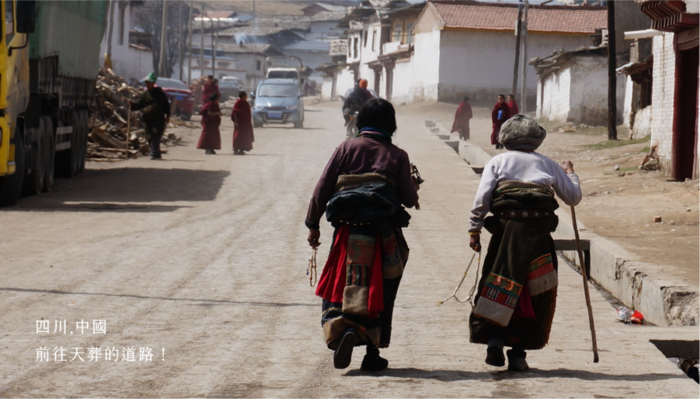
89, 68, 183, 161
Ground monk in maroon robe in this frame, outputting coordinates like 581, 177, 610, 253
491, 94, 511, 148
202, 75, 219, 106
232, 92, 254, 154
451, 96, 473, 140
507, 94, 519, 117
197, 93, 222, 154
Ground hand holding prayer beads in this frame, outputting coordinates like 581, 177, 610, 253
307, 247, 318, 287
307, 228, 321, 248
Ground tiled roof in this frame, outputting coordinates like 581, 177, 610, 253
216, 43, 284, 56
431, 1, 607, 34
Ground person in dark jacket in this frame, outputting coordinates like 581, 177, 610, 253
307, 98, 420, 372
342, 79, 373, 123
130, 73, 171, 160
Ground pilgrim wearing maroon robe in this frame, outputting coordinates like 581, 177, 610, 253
491, 95, 511, 146
451, 96, 473, 140
197, 94, 222, 154
507, 95, 519, 117
232, 93, 254, 154
201, 76, 219, 105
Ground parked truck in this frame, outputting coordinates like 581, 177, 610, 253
0, 0, 108, 205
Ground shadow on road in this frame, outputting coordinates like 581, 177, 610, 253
345, 367, 685, 382
8, 167, 230, 213
0, 286, 317, 308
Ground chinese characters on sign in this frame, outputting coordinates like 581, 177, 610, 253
36, 319, 107, 335
35, 320, 164, 362
36, 346, 158, 362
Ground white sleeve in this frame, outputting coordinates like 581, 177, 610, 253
552, 163, 582, 206
469, 159, 499, 231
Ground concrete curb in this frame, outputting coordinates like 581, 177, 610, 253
427, 120, 699, 327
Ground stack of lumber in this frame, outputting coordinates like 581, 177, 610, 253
89, 68, 183, 161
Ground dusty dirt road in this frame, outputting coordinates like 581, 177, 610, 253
0, 103, 696, 397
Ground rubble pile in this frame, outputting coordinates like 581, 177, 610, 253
89, 68, 183, 161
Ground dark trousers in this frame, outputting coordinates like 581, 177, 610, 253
149, 135, 162, 158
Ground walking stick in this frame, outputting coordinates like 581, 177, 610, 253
570, 205, 600, 363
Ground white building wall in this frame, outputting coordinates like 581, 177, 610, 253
410, 30, 441, 102
537, 57, 624, 125
390, 60, 414, 105
359, 22, 383, 91
336, 68, 356, 98
436, 29, 594, 104
321, 74, 334, 100
650, 32, 676, 171
568, 57, 624, 125
623, 75, 635, 128
99, 3, 156, 84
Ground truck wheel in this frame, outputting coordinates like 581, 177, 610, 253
70, 114, 80, 177
23, 124, 45, 196
78, 111, 88, 172
43, 116, 55, 192
0, 133, 26, 206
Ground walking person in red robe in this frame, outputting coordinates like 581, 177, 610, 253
232, 91, 254, 155
507, 94, 519, 117
197, 93, 222, 155
202, 75, 219, 106
491, 94, 511, 149
451, 96, 473, 140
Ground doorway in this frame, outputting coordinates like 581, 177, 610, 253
672, 47, 699, 180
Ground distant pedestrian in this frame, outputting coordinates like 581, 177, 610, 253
197, 93, 222, 155
311, 80, 317, 96
507, 94, 519, 116
491, 94, 511, 149
451, 96, 473, 140
468, 114, 582, 372
130, 73, 170, 160
202, 75, 219, 106
232, 91, 254, 155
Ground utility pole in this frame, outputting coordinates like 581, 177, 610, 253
159, 0, 169, 77
607, 0, 618, 140
178, 3, 184, 81
200, 3, 205, 79
511, 0, 523, 98
519, 0, 529, 113
187, 0, 193, 84
210, 15, 217, 77
104, 0, 115, 69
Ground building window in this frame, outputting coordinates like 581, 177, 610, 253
363, 29, 368, 47
406, 22, 414, 45
5, 0, 13, 43
347, 37, 352, 58
393, 22, 402, 42
256, 60, 261, 71
118, 4, 126, 45
371, 29, 376, 51
353, 36, 359, 59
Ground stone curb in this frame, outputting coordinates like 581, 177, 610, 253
428, 121, 699, 327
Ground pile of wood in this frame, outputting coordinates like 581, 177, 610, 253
89, 68, 183, 161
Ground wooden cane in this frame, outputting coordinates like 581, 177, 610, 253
570, 205, 600, 363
